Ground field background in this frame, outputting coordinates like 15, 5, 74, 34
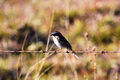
0, 0, 120, 80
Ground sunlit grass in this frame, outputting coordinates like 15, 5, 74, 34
0, 0, 120, 80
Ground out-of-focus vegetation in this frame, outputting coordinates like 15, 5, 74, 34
0, 0, 120, 80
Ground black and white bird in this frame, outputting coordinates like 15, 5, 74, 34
51, 31, 79, 59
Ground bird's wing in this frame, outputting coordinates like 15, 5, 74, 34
58, 36, 72, 50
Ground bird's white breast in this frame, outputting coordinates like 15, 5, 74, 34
52, 36, 61, 48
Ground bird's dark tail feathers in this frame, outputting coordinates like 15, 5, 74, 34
71, 50, 79, 59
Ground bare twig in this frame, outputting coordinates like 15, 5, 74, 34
0, 50, 120, 54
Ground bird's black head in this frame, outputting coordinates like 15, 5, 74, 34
51, 31, 61, 36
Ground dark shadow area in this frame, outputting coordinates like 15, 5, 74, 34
10, 24, 47, 51
0, 68, 17, 80
114, 8, 120, 16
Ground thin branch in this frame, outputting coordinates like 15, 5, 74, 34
0, 50, 120, 54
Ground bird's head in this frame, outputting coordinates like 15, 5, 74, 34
51, 31, 61, 36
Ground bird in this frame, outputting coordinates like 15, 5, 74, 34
51, 31, 79, 59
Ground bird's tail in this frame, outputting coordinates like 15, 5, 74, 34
71, 50, 79, 59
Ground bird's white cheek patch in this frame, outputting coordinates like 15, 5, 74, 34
52, 36, 61, 48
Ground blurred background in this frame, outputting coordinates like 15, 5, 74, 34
0, 0, 120, 80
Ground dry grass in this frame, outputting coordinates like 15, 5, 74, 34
0, 0, 120, 80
